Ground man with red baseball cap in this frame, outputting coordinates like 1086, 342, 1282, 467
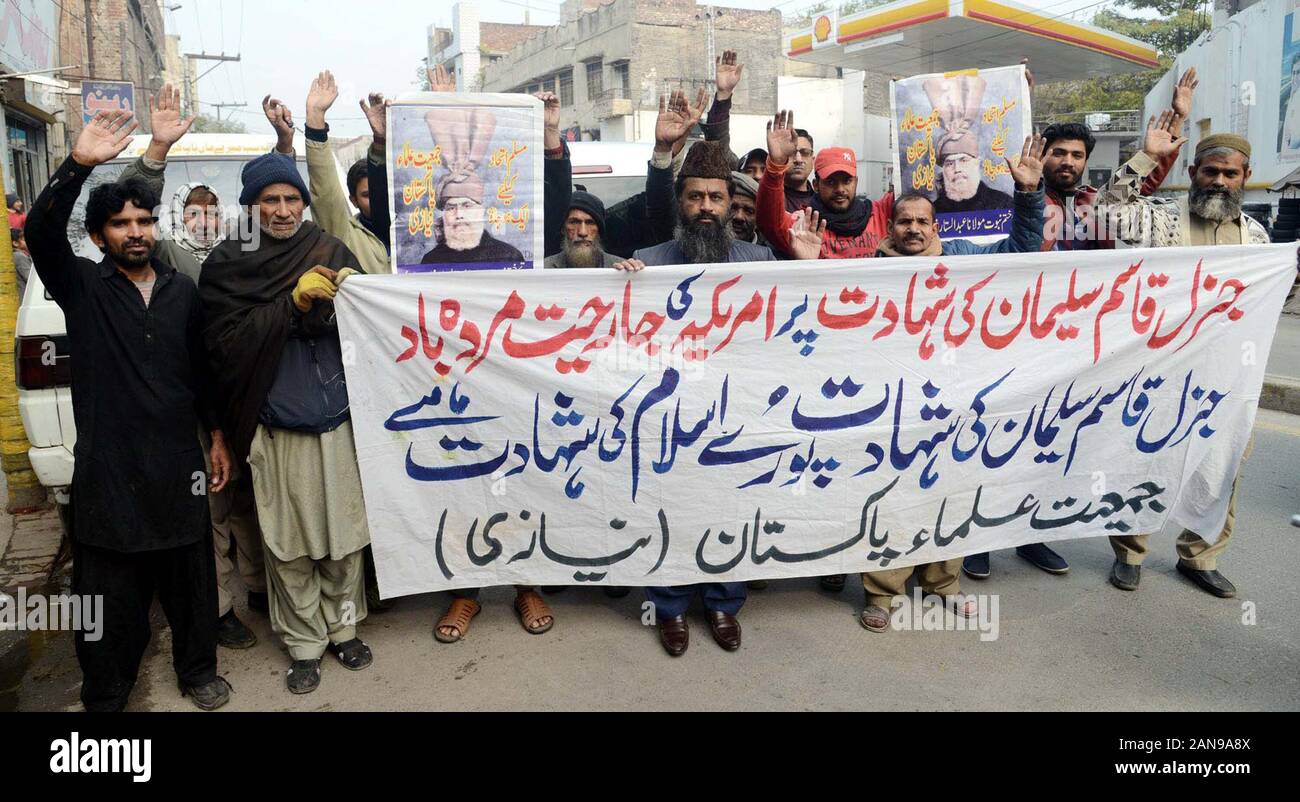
757, 110, 893, 260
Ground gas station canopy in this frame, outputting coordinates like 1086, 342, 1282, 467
786, 0, 1160, 82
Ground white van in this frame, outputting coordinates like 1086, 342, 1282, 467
566, 140, 653, 207
15, 132, 326, 506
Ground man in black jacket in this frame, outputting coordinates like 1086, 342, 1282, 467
25, 111, 233, 712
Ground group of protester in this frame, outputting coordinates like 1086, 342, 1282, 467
22, 50, 1267, 710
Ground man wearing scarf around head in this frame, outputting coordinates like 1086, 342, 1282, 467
119, 85, 270, 651
200, 150, 375, 695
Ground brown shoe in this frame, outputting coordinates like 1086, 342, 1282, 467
707, 610, 742, 651
657, 615, 689, 656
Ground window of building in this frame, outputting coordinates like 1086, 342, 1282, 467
586, 60, 603, 102
611, 61, 630, 99
558, 70, 574, 106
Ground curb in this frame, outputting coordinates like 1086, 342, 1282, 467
1261, 374, 1300, 416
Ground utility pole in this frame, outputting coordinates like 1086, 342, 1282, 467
84, 0, 95, 78
696, 6, 724, 87
184, 52, 241, 82
211, 102, 247, 122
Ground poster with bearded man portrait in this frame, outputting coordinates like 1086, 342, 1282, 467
387, 93, 543, 272
890, 64, 1030, 241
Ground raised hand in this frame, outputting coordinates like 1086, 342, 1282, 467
148, 83, 194, 147
262, 95, 294, 136
654, 90, 699, 151
429, 63, 456, 92
1142, 110, 1187, 161
359, 92, 389, 142
1020, 57, 1035, 91
536, 91, 562, 152
1008, 132, 1047, 191
715, 49, 743, 100
789, 207, 826, 260
72, 111, 138, 167
1171, 67, 1198, 122
766, 109, 797, 166
306, 70, 339, 128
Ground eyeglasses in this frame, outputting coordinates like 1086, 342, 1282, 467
443, 199, 483, 212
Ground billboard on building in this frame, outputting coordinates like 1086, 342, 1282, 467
0, 1, 57, 74
1279, 1, 1300, 161
81, 81, 136, 126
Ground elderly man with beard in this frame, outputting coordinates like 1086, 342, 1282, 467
419, 175, 525, 267
1093, 119, 1268, 599
24, 112, 233, 711
611, 140, 772, 656
932, 130, 1014, 214
543, 191, 621, 269
728, 170, 766, 247
200, 151, 376, 694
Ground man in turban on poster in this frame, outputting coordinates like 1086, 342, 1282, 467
932, 129, 1014, 214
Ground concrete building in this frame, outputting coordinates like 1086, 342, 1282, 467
1139, 0, 1281, 208
58, 0, 169, 144
429, 1, 894, 194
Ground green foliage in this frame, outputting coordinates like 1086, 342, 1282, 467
189, 114, 247, 134
1034, 0, 1211, 117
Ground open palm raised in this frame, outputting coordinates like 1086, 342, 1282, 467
1007, 133, 1047, 191
72, 111, 138, 167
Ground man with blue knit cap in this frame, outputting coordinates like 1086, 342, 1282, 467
199, 148, 376, 696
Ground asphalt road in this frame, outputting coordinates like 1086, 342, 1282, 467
9, 409, 1300, 712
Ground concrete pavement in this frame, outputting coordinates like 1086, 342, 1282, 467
8, 411, 1299, 712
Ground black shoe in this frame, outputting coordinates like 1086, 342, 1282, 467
326, 638, 374, 671
286, 659, 322, 694
602, 586, 630, 598
1109, 559, 1141, 591
180, 676, 232, 711
819, 574, 846, 592
216, 610, 257, 649
963, 552, 990, 580
1016, 542, 1069, 574
746, 580, 769, 590
1176, 562, 1236, 598
247, 591, 269, 615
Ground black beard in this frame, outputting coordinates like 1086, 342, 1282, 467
675, 214, 734, 264
562, 236, 603, 267
1044, 168, 1080, 192
1188, 183, 1243, 223
109, 243, 152, 269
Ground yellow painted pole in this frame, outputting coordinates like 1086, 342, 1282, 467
0, 156, 47, 513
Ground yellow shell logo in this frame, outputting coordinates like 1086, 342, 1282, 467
814, 15, 832, 43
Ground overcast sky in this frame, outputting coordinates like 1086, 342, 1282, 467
167, 0, 1121, 138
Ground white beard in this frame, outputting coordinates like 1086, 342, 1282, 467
445, 222, 484, 251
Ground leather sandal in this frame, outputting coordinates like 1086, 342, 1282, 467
434, 598, 481, 643
515, 589, 555, 634
859, 604, 891, 633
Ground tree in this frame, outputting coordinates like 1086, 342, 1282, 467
1034, 0, 1211, 117
190, 114, 247, 134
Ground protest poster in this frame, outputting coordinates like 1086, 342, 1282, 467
334, 244, 1293, 597
1279, 1, 1300, 161
386, 92, 543, 273
891, 64, 1031, 240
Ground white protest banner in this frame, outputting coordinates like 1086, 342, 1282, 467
891, 64, 1031, 241
386, 93, 543, 273
335, 245, 1293, 597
